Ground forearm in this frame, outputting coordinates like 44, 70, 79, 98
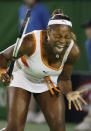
0, 45, 14, 69
0, 53, 10, 69
1, 45, 14, 60
57, 79, 72, 95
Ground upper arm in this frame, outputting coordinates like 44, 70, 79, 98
17, 33, 34, 57
1, 33, 34, 61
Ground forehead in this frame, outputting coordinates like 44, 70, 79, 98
52, 25, 71, 34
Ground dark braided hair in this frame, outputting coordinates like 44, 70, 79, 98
50, 9, 71, 22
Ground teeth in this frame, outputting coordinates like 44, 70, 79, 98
57, 45, 61, 47
56, 45, 64, 48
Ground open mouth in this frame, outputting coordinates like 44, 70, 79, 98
56, 44, 66, 49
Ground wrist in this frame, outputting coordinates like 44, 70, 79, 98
59, 86, 72, 96
57, 79, 72, 96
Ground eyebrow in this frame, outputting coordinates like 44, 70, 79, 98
53, 33, 60, 35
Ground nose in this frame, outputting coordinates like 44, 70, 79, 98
59, 38, 66, 44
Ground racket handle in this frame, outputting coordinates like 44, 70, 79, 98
7, 57, 16, 76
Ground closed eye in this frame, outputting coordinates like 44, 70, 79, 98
65, 35, 71, 39
56, 36, 60, 39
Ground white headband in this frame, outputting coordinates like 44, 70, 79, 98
48, 19, 72, 27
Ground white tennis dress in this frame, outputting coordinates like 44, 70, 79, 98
10, 30, 74, 94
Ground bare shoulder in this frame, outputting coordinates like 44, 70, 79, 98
23, 33, 34, 48
19, 32, 37, 56
67, 42, 80, 65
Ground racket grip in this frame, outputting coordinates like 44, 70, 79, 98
7, 57, 16, 76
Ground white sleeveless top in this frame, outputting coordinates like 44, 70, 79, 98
17, 30, 74, 83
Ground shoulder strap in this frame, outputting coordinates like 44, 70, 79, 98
61, 40, 74, 65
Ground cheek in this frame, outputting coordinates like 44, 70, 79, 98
66, 39, 71, 44
50, 35, 56, 43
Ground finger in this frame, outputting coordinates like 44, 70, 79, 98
78, 96, 88, 105
1, 76, 9, 83
4, 74, 10, 79
73, 100, 79, 111
79, 88, 88, 94
1, 77, 6, 82
11, 75, 13, 80
1, 77, 10, 84
1, 74, 8, 80
75, 99, 82, 111
2, 73, 11, 81
68, 99, 71, 110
